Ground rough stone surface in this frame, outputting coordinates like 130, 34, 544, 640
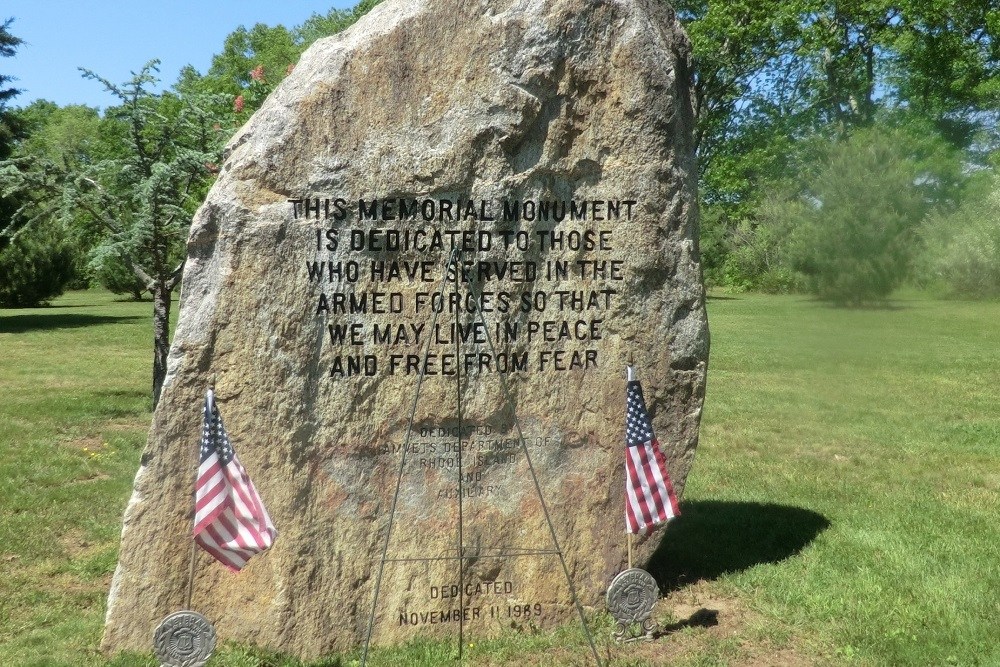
103, 0, 708, 659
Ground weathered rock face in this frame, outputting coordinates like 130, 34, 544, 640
103, 0, 708, 659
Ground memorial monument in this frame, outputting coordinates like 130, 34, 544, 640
103, 0, 709, 659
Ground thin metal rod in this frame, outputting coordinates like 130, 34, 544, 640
361, 248, 458, 667
185, 540, 197, 609
466, 278, 604, 667
626, 366, 635, 571
186, 379, 215, 610
454, 266, 465, 664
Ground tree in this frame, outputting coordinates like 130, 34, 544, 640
188, 2, 384, 118
0, 17, 21, 138
0, 62, 226, 404
779, 124, 959, 304
676, 0, 1000, 206
1, 17, 24, 251
674, 1, 1000, 288
0, 19, 78, 307
207, 22, 299, 98
16, 101, 153, 298
0, 102, 100, 304
919, 174, 1000, 297
295, 0, 383, 45
0, 221, 75, 307
888, 0, 1000, 147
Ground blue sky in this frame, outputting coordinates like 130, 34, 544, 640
3, 1, 357, 110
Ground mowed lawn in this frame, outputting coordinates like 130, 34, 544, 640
1, 289, 998, 666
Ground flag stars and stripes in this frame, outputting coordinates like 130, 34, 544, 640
624, 374, 680, 536
193, 389, 277, 572
201, 406, 234, 466
626, 385, 655, 446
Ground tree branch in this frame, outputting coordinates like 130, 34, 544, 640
167, 262, 184, 290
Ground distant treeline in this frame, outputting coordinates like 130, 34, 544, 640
676, 0, 1000, 302
2, 0, 1000, 310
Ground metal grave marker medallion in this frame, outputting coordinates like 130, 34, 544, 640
153, 611, 216, 667
606, 568, 659, 642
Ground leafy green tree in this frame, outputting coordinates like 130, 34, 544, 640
0, 17, 21, 138
784, 125, 959, 304
15, 101, 103, 166
0, 62, 225, 404
722, 187, 808, 293
15, 101, 154, 298
674, 1, 1000, 288
295, 0, 383, 45
186, 2, 384, 118
919, 175, 1000, 297
888, 0, 1000, 147
204, 22, 299, 116
677, 0, 1000, 201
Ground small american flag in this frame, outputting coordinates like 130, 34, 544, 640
194, 389, 277, 571
625, 367, 680, 535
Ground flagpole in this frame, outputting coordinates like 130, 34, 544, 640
186, 376, 214, 609
625, 363, 635, 571
185, 537, 197, 610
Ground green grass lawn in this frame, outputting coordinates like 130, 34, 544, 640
1, 289, 998, 666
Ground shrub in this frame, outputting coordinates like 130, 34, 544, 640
919, 177, 1000, 297
785, 125, 957, 304
723, 190, 807, 293
87, 247, 147, 300
0, 221, 76, 307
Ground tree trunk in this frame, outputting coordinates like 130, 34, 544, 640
151, 281, 171, 407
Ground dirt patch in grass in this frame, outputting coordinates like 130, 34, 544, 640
59, 529, 93, 557
741, 647, 818, 667
103, 417, 150, 432
462, 581, 820, 666
74, 471, 113, 483
64, 435, 103, 451
602, 582, 817, 666
50, 571, 112, 599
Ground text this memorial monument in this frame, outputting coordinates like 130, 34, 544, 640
103, 0, 709, 659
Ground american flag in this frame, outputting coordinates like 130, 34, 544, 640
625, 368, 680, 535
194, 389, 277, 571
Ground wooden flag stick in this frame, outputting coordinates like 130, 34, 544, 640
627, 533, 633, 570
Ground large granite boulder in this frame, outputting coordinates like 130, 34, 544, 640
103, 0, 708, 659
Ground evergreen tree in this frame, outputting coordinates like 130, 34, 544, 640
0, 62, 226, 403
0, 17, 24, 252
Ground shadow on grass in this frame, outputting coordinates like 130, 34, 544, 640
95, 388, 148, 399
655, 608, 719, 637
0, 313, 143, 334
804, 296, 908, 310
647, 500, 829, 593
92, 388, 152, 418
33, 303, 100, 309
